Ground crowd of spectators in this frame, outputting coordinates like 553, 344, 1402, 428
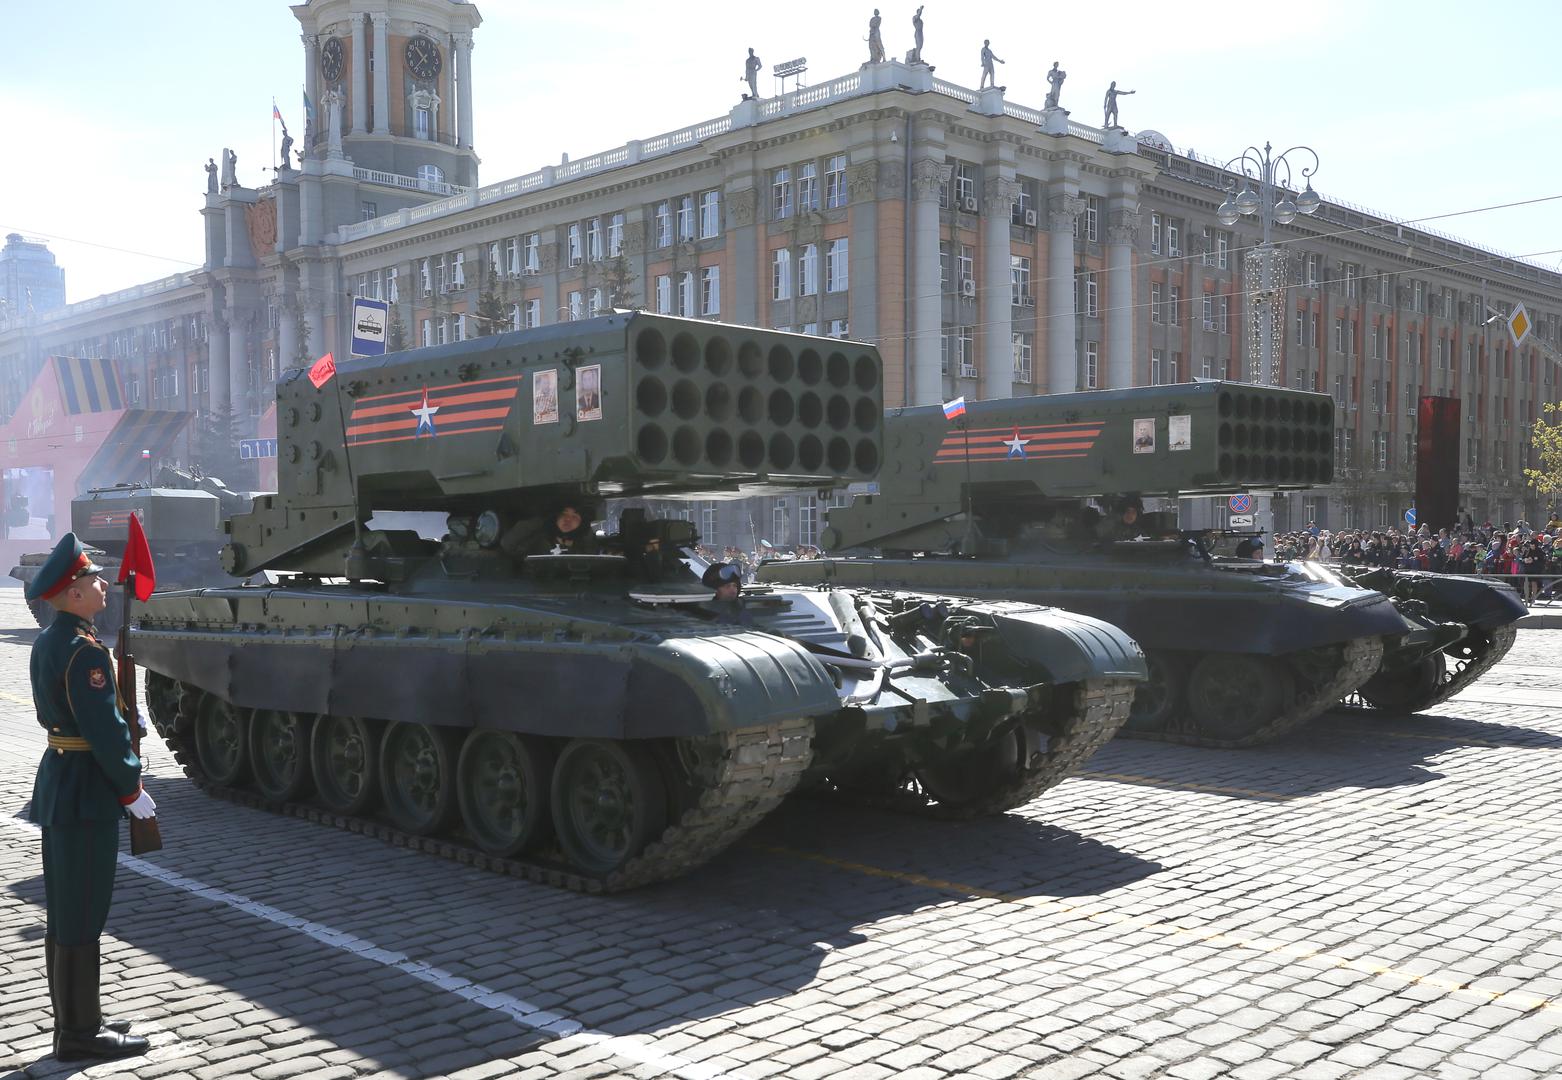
693, 543, 824, 581
1273, 513, 1562, 603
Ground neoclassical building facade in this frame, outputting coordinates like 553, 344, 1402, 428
2, 0, 1558, 541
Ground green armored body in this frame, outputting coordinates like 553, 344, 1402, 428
131, 315, 1147, 890
761, 383, 1523, 746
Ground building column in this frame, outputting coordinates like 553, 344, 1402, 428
910, 158, 951, 407
350, 22, 368, 134
227, 312, 249, 419
371, 14, 390, 135
302, 34, 319, 146
455, 33, 475, 151
980, 175, 1019, 400
303, 304, 325, 367
722, 185, 759, 327
1105, 206, 1138, 389
1046, 193, 1084, 394
277, 304, 298, 371
209, 316, 231, 416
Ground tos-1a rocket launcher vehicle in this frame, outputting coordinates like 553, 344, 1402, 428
761, 382, 1523, 747
129, 314, 1146, 891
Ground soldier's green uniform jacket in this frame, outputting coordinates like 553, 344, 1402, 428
29, 612, 143, 823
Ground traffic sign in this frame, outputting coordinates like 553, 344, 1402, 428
239, 438, 277, 460
1507, 302, 1532, 348
351, 297, 390, 357
1229, 513, 1255, 527
1405, 507, 1416, 526
1228, 494, 1253, 515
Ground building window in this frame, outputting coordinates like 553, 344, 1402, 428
772, 167, 793, 219
824, 154, 848, 209
1202, 355, 1214, 379
825, 238, 849, 293
414, 107, 432, 141
1334, 318, 1347, 353
655, 201, 672, 247
608, 213, 625, 257
523, 234, 539, 273
678, 272, 695, 316
588, 288, 605, 318
1084, 196, 1100, 243
1150, 213, 1162, 254
509, 303, 521, 331
1168, 285, 1181, 325
1202, 294, 1214, 330
1013, 185, 1033, 226
567, 290, 583, 320
1151, 282, 1163, 323
1343, 262, 1359, 299
772, 501, 790, 547
678, 195, 695, 241
798, 243, 818, 296
453, 314, 467, 341
701, 502, 718, 545
957, 245, 974, 291
699, 191, 721, 238
1170, 353, 1181, 383
1084, 341, 1099, 389
1304, 253, 1320, 285
700, 266, 721, 315
1295, 307, 1306, 346
1084, 274, 1099, 318
435, 316, 449, 345
1217, 231, 1230, 270
126, 373, 141, 404
954, 162, 977, 206
361, 201, 378, 222
502, 237, 519, 276
451, 250, 464, 289
385, 267, 398, 302
656, 274, 672, 314
1151, 348, 1164, 385
799, 496, 820, 547
798, 163, 819, 212
772, 249, 792, 301
1167, 220, 1181, 257
586, 219, 603, 263
1218, 296, 1229, 333
567, 224, 582, 266
1012, 256, 1032, 306
957, 326, 976, 378
1013, 333, 1033, 383
828, 318, 849, 339
420, 318, 432, 347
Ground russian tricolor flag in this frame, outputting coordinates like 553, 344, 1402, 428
942, 397, 967, 421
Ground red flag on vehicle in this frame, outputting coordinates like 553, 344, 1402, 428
308, 351, 337, 389
117, 512, 157, 601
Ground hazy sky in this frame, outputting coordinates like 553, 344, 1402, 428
4, 0, 1559, 303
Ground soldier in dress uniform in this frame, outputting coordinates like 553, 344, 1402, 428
26, 533, 152, 1062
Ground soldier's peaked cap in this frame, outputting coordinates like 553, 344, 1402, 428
25, 532, 104, 602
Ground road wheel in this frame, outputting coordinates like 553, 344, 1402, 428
1123, 651, 1186, 733
310, 715, 379, 816
1358, 652, 1446, 713
915, 725, 1027, 808
194, 694, 249, 786
457, 730, 552, 857
144, 672, 181, 737
550, 740, 667, 877
1185, 653, 1294, 743
379, 721, 459, 835
249, 710, 313, 803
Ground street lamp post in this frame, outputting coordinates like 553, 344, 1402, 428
1216, 141, 1322, 540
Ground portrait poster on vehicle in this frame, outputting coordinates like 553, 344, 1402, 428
1168, 414, 1191, 452
576, 364, 603, 421
532, 369, 559, 425
1132, 418, 1155, 454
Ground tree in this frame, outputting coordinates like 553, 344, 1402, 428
292, 307, 312, 369
474, 287, 507, 336
193, 401, 249, 488
387, 303, 407, 352
1524, 399, 1562, 503
601, 255, 641, 311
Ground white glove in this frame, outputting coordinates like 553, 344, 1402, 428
136, 713, 148, 735
125, 790, 157, 820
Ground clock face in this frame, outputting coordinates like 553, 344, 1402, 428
321, 36, 345, 83
406, 35, 442, 80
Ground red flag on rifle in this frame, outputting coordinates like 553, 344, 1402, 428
117, 512, 156, 601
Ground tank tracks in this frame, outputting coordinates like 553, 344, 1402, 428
1346, 623, 1518, 714
819, 677, 1138, 819
1123, 635, 1386, 749
149, 678, 814, 893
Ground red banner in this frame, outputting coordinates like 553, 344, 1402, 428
308, 352, 337, 389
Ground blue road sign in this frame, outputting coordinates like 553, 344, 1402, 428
351, 297, 390, 357
239, 438, 277, 460
1405, 507, 1417, 526
1228, 494, 1253, 515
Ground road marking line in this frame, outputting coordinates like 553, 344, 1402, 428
760, 843, 1561, 1016
0, 815, 756, 1080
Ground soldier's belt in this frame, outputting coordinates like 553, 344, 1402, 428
47, 735, 92, 753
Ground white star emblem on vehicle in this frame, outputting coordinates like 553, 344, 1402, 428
410, 387, 440, 437
1005, 426, 1028, 458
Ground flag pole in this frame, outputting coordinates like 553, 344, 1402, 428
961, 413, 976, 556
272, 97, 277, 172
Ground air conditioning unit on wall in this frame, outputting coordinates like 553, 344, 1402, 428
961, 279, 977, 298
1023, 209, 1038, 227
962, 197, 978, 212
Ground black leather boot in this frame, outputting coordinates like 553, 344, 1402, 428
53, 942, 149, 1062
46, 936, 131, 1055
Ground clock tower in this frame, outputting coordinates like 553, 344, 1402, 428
292, 0, 482, 189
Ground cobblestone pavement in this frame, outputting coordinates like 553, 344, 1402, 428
2, 587, 1560, 1079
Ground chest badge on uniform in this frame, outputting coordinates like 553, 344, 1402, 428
88, 667, 107, 689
